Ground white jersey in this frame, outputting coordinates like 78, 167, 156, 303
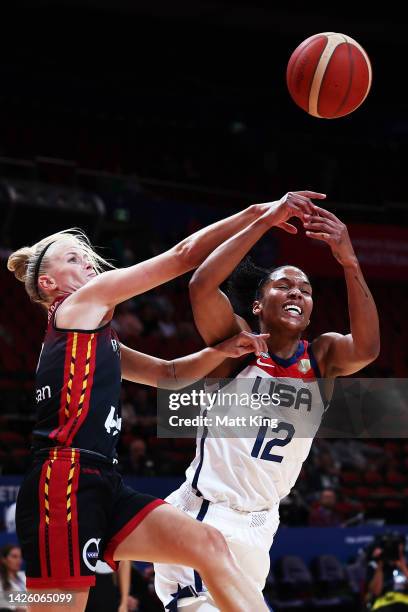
185, 340, 329, 512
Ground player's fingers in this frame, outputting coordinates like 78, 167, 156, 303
295, 195, 326, 217
310, 204, 339, 222
277, 222, 298, 234
304, 215, 337, 228
286, 200, 312, 219
304, 221, 336, 233
256, 336, 269, 356
257, 335, 270, 354
238, 332, 264, 355
305, 231, 331, 243
293, 191, 327, 199
252, 337, 264, 356
289, 194, 316, 215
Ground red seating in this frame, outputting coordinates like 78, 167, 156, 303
364, 471, 383, 485
341, 471, 362, 485
0, 431, 26, 446
383, 499, 404, 510
384, 442, 401, 455
385, 471, 406, 487
354, 486, 371, 499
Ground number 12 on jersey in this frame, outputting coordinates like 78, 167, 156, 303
251, 422, 295, 462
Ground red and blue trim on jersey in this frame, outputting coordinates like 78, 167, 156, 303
192, 339, 326, 497
32, 297, 122, 461
235, 338, 321, 379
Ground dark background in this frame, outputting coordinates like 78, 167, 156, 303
0, 0, 407, 230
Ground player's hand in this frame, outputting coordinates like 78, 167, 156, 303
303, 206, 357, 267
125, 595, 140, 611
215, 331, 270, 357
262, 191, 326, 234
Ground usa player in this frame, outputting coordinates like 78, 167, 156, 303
7, 198, 299, 612
154, 192, 380, 610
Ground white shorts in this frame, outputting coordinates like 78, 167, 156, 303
154, 482, 280, 611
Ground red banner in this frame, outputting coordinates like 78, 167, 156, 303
276, 224, 408, 280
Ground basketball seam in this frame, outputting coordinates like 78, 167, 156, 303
308, 34, 345, 118
332, 36, 354, 117
287, 36, 327, 109
307, 37, 329, 117
343, 34, 372, 100
344, 35, 373, 106
315, 47, 337, 118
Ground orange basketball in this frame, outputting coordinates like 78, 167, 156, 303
286, 32, 372, 118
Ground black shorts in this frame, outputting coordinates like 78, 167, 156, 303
16, 448, 165, 589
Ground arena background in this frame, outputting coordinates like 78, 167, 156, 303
0, 1, 407, 610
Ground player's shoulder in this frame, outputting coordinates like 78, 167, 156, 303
309, 333, 343, 377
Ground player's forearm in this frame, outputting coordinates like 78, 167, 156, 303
176, 204, 266, 272
117, 560, 131, 605
368, 567, 384, 597
343, 260, 380, 359
167, 347, 227, 388
189, 214, 271, 291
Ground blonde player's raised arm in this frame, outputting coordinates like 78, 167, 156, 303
58, 203, 273, 311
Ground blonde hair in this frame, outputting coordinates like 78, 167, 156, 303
7, 228, 114, 306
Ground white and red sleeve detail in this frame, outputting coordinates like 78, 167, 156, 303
245, 339, 320, 380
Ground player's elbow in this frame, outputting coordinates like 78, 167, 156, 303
356, 341, 380, 364
366, 338, 381, 362
189, 269, 212, 300
173, 236, 205, 272
370, 344, 381, 362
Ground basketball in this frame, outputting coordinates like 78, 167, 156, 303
286, 32, 372, 118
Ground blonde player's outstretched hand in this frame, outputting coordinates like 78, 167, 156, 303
216, 331, 270, 358
262, 190, 327, 234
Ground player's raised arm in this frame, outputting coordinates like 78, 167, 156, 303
69, 202, 277, 310
304, 207, 380, 376
189, 191, 326, 345
120, 331, 269, 389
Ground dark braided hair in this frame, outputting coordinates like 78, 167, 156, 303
224, 256, 307, 329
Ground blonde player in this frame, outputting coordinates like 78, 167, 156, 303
7, 199, 290, 612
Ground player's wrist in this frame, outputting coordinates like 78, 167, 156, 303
340, 254, 359, 269
204, 346, 224, 360
251, 203, 270, 217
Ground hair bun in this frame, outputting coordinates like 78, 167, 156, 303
7, 247, 33, 283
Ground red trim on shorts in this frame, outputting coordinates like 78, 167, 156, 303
38, 461, 49, 580
49, 457, 72, 579
26, 575, 95, 589
70, 451, 81, 577
103, 499, 166, 571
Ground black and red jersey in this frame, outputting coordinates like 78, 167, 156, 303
32, 298, 122, 461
